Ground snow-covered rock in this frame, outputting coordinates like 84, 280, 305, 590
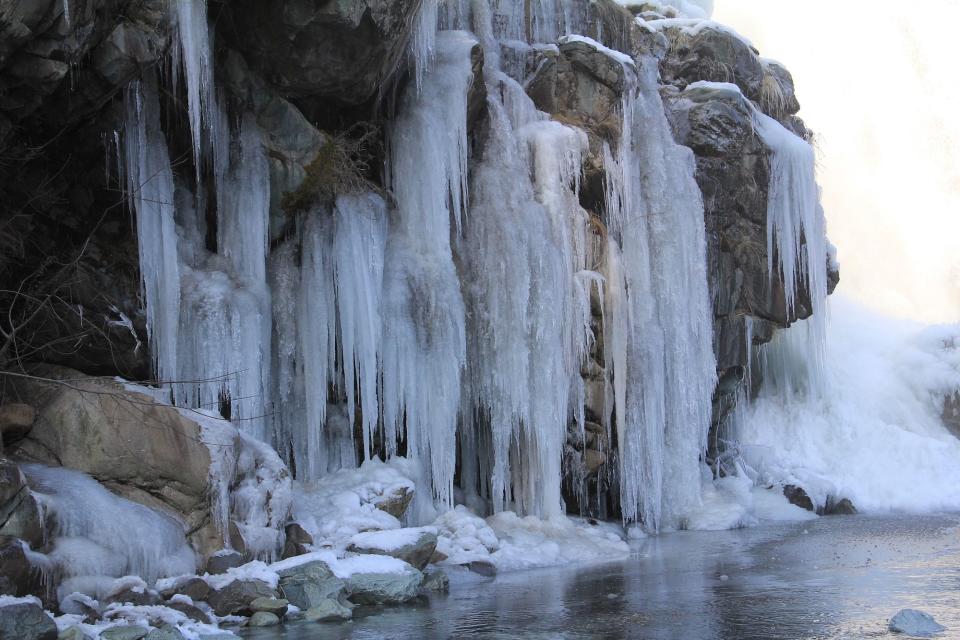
348, 527, 438, 571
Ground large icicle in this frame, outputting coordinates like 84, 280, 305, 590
383, 30, 475, 510
176, 115, 272, 443
124, 75, 181, 386
333, 194, 388, 460
754, 112, 829, 390
602, 48, 717, 532
172, 0, 220, 179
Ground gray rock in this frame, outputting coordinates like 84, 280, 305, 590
204, 550, 245, 575
207, 579, 278, 617
0, 603, 57, 640
164, 601, 211, 625
0, 403, 35, 444
159, 577, 209, 603
8, 366, 291, 558
889, 609, 946, 637
783, 485, 815, 512
0, 461, 43, 548
0, 536, 43, 598
248, 611, 281, 627
58, 626, 91, 640
249, 597, 288, 616
661, 24, 764, 102
466, 560, 497, 577
278, 560, 345, 610
104, 588, 160, 607
374, 486, 414, 519
421, 570, 450, 593
144, 626, 184, 640
282, 522, 313, 560
100, 627, 149, 640
304, 598, 353, 623
823, 497, 858, 516
217, 0, 422, 105
348, 527, 438, 571
346, 566, 424, 605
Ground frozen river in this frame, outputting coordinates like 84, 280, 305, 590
244, 514, 960, 639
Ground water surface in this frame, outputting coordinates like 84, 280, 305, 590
244, 514, 960, 639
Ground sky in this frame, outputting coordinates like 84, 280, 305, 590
711, 1, 960, 324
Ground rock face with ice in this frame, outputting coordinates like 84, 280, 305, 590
0, 0, 845, 621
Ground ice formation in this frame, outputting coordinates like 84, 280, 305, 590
601, 45, 716, 531
23, 465, 197, 585
740, 297, 960, 513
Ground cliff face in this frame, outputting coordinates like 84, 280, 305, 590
0, 0, 834, 546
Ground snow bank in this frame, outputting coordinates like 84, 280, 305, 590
350, 527, 438, 552
685, 472, 817, 531
741, 296, 960, 513
292, 458, 418, 554
432, 506, 629, 572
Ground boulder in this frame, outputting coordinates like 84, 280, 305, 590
217, 0, 423, 105
374, 486, 414, 519
159, 577, 209, 603
889, 609, 946, 636
660, 24, 764, 102
0, 403, 35, 444
348, 527, 438, 571
783, 485, 815, 512
207, 580, 278, 617
58, 626, 91, 640
0, 536, 43, 598
421, 569, 449, 593
281, 522, 313, 560
345, 566, 424, 605
249, 597, 289, 617
8, 366, 291, 557
0, 460, 43, 547
465, 560, 497, 577
0, 601, 57, 640
204, 551, 245, 576
163, 601, 211, 625
144, 626, 184, 640
248, 611, 280, 627
278, 560, 346, 610
304, 598, 353, 622
822, 497, 858, 516
104, 588, 160, 607
100, 628, 149, 640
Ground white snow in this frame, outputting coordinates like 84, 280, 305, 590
0, 594, 42, 607
349, 527, 438, 552
739, 297, 960, 513
432, 506, 629, 571
203, 560, 279, 590
330, 554, 418, 579
558, 34, 635, 67
292, 458, 417, 554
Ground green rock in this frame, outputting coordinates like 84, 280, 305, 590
304, 598, 352, 622
249, 611, 281, 627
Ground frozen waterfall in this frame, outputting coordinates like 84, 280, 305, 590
601, 49, 716, 532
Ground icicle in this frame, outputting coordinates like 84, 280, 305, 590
332, 193, 388, 460
600, 45, 717, 532
298, 211, 337, 481
172, 0, 219, 181
754, 112, 829, 391
124, 75, 181, 386
409, 0, 439, 90
383, 31, 476, 509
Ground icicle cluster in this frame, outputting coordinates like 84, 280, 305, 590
600, 51, 717, 532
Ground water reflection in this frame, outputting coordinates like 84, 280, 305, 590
243, 515, 960, 639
